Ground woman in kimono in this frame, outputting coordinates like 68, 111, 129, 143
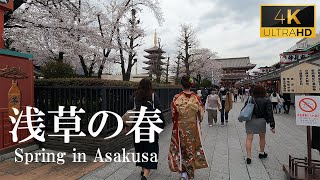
168, 75, 208, 180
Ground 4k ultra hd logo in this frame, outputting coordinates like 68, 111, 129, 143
260, 5, 316, 38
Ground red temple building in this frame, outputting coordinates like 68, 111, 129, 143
215, 57, 256, 86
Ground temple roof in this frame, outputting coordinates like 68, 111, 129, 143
258, 66, 272, 69
221, 74, 249, 80
143, 61, 165, 65
215, 57, 256, 69
143, 67, 165, 71
144, 54, 166, 59
144, 47, 166, 54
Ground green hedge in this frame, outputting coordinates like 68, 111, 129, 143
35, 78, 180, 88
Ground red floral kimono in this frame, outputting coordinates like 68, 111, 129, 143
168, 91, 208, 179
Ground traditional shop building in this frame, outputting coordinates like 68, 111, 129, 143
241, 46, 320, 93
241, 34, 320, 92
215, 57, 256, 86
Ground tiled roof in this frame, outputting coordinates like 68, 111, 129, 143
215, 57, 256, 69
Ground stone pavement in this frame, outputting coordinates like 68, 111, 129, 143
81, 102, 320, 180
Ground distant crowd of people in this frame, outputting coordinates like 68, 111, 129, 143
125, 76, 291, 180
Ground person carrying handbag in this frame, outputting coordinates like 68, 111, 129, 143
242, 85, 275, 164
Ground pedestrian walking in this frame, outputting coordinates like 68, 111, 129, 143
240, 86, 245, 102
197, 89, 202, 97
270, 90, 281, 113
244, 85, 275, 164
205, 89, 221, 126
278, 95, 285, 114
282, 93, 291, 114
201, 88, 208, 105
219, 87, 233, 126
245, 87, 250, 100
168, 76, 208, 180
233, 88, 238, 102
127, 78, 165, 180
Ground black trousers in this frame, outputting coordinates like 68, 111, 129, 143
221, 100, 229, 123
234, 94, 238, 102
272, 102, 278, 111
283, 101, 291, 113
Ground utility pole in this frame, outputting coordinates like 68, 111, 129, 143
175, 52, 182, 84
166, 56, 170, 83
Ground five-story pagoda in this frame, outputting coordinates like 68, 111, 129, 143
143, 30, 165, 83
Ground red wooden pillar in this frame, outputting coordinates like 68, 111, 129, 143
0, 9, 4, 49
1, 0, 14, 48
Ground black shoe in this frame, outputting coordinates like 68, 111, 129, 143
259, 152, 268, 159
140, 171, 144, 176
141, 176, 147, 180
246, 158, 251, 164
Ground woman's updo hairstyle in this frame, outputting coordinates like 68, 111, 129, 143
181, 75, 193, 89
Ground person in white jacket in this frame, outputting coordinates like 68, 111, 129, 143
270, 91, 281, 113
205, 89, 221, 126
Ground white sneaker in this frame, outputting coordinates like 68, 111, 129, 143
220, 123, 225, 127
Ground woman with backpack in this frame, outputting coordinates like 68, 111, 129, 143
218, 87, 233, 126
168, 75, 208, 180
244, 85, 275, 164
127, 78, 164, 180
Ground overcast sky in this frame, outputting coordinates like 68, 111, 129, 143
124, 0, 320, 75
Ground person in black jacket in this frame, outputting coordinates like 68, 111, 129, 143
282, 93, 291, 114
127, 78, 165, 180
244, 85, 275, 164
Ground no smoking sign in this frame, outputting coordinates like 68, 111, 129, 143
296, 96, 320, 127
299, 98, 317, 113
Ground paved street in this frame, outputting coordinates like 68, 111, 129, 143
0, 101, 318, 180
81, 101, 320, 180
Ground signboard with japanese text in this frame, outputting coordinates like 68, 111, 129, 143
295, 96, 320, 127
280, 51, 311, 64
281, 62, 320, 94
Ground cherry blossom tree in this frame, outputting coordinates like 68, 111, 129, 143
4, 0, 164, 78
189, 48, 222, 83
172, 48, 222, 85
5, 0, 104, 77
111, 0, 163, 81
174, 24, 222, 84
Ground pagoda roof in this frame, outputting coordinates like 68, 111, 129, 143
143, 67, 165, 71
143, 61, 166, 65
215, 56, 256, 69
144, 46, 166, 53
144, 54, 166, 59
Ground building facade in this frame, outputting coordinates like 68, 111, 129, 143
215, 57, 256, 86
